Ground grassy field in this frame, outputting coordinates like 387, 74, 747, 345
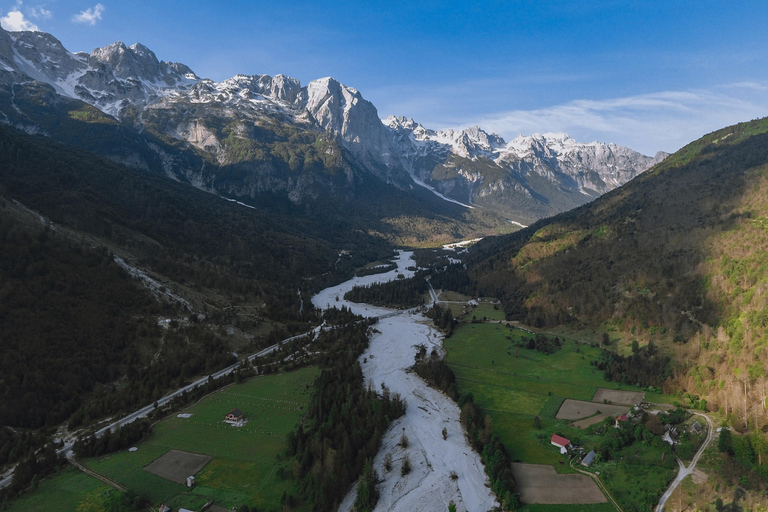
444, 322, 676, 509
464, 302, 507, 321
5, 466, 118, 512
84, 366, 319, 511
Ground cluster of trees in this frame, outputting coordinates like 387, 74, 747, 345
413, 346, 458, 399
459, 394, 520, 510
0, 443, 63, 504
284, 323, 406, 511
0, 428, 49, 469
425, 304, 455, 335
73, 419, 151, 459
344, 275, 427, 309
592, 347, 672, 387
67, 324, 236, 430
427, 263, 474, 296
717, 427, 768, 485
517, 333, 562, 355
320, 305, 362, 326
0, 214, 162, 432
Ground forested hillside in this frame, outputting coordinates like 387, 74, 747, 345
466, 117, 768, 429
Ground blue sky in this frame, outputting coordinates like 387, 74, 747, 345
2, 0, 768, 155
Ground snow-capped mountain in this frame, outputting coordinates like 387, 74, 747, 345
0, 25, 665, 223
386, 116, 667, 222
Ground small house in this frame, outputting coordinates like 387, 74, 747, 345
225, 408, 243, 423
614, 413, 629, 428
159, 505, 171, 512
690, 421, 703, 435
581, 450, 596, 467
551, 434, 571, 454
662, 429, 679, 446
186, 475, 195, 488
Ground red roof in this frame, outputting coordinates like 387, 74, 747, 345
551, 434, 570, 447
618, 414, 628, 421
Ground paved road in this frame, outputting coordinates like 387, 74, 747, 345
0, 327, 318, 491
0, 280, 438, 491
655, 411, 715, 511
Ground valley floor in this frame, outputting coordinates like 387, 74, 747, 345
313, 252, 498, 512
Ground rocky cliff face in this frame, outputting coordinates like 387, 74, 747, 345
386, 116, 667, 223
0, 25, 665, 222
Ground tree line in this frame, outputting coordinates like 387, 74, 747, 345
282, 321, 406, 512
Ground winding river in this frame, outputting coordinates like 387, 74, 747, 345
312, 251, 497, 512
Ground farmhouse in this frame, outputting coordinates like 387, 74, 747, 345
551, 434, 571, 454
225, 408, 243, 423
581, 450, 596, 467
690, 421, 703, 434
662, 428, 679, 446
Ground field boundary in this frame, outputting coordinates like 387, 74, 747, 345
67, 456, 126, 492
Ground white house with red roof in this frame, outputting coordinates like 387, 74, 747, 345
550, 434, 571, 454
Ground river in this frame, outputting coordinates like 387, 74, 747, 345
312, 251, 497, 512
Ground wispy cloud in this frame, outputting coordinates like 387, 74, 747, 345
1, 1, 39, 31
29, 5, 52, 19
72, 3, 104, 25
472, 83, 768, 155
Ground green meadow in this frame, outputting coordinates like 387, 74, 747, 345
5, 466, 117, 512
84, 366, 319, 511
445, 322, 617, 467
444, 322, 676, 509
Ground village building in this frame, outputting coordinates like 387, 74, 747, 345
186, 475, 195, 488
225, 408, 243, 423
662, 428, 679, 446
690, 421, 703, 435
550, 434, 571, 454
581, 450, 596, 467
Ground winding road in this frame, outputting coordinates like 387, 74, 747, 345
655, 411, 715, 511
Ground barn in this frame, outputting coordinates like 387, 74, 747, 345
550, 434, 571, 454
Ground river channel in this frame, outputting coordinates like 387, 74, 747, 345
312, 251, 497, 512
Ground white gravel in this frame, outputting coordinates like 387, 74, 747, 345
312, 251, 498, 512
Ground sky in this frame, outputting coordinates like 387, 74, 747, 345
2, 0, 768, 155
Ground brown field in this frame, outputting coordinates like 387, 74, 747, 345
570, 414, 612, 429
591, 388, 644, 406
555, 399, 629, 420
143, 449, 212, 484
511, 463, 607, 504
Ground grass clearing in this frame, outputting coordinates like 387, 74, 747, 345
84, 366, 319, 510
445, 322, 676, 510
463, 302, 506, 321
5, 466, 116, 512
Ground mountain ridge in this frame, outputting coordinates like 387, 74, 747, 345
0, 25, 664, 224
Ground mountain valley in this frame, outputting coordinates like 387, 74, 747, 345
1, 20, 766, 512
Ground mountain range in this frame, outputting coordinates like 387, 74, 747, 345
0, 26, 665, 225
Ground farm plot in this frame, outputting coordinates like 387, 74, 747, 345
144, 449, 211, 484
556, 399, 629, 421
85, 366, 319, 510
592, 388, 644, 406
511, 463, 606, 504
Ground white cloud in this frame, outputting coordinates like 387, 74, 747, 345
1, 2, 40, 31
470, 83, 768, 155
72, 3, 104, 25
30, 5, 52, 19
